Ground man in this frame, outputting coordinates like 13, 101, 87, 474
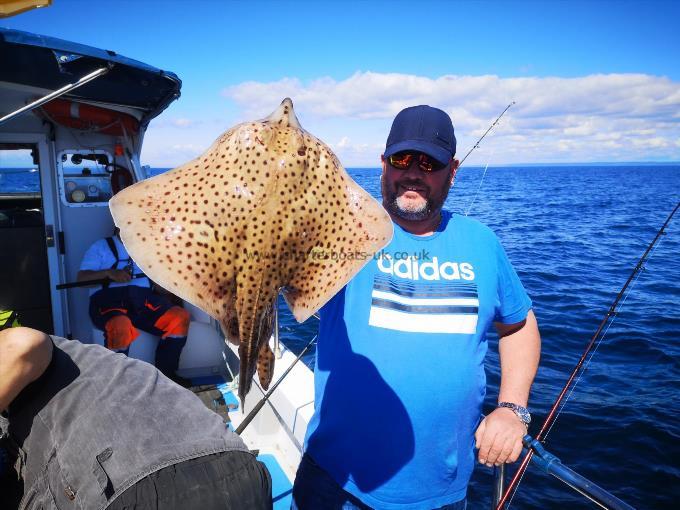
0, 326, 272, 509
77, 227, 190, 385
292, 106, 541, 509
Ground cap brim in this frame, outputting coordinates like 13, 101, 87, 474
384, 140, 451, 165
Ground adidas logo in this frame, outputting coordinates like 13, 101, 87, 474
377, 255, 475, 281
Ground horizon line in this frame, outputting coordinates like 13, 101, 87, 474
139, 161, 680, 170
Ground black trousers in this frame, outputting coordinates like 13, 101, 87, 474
107, 450, 272, 510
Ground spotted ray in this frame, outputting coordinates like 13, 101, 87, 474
109, 98, 393, 405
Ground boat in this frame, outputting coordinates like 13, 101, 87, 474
0, 26, 307, 507
1, 27, 645, 510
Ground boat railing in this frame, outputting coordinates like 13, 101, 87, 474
491, 437, 636, 510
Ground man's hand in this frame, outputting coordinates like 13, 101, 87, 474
106, 269, 132, 283
474, 407, 526, 467
78, 269, 131, 286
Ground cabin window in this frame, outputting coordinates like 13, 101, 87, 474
0, 145, 40, 196
57, 150, 114, 207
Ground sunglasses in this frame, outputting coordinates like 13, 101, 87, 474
387, 151, 448, 172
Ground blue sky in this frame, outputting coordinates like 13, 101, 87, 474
3, 0, 680, 166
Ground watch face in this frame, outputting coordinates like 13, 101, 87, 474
518, 409, 531, 424
499, 402, 531, 424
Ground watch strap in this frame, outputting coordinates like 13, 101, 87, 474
497, 401, 531, 425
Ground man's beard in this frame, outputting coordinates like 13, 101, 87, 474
385, 192, 433, 221
381, 172, 451, 222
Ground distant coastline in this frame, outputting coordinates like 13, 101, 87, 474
342, 162, 680, 170
484, 161, 680, 167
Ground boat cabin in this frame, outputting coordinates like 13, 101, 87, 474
0, 28, 225, 376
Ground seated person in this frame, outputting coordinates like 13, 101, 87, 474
0, 327, 272, 509
77, 227, 190, 385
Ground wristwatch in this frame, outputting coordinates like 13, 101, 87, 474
497, 402, 531, 426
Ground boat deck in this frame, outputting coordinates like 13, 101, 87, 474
188, 376, 294, 509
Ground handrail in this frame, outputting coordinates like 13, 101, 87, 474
0, 66, 111, 127
522, 435, 635, 510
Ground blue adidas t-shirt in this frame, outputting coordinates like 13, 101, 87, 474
79, 237, 150, 296
304, 211, 532, 509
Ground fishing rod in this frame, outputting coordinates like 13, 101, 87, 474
496, 201, 680, 510
458, 101, 515, 168
56, 273, 147, 290
459, 102, 514, 216
235, 333, 317, 435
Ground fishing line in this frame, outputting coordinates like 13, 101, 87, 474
544, 226, 669, 440
541, 244, 659, 443
457, 101, 514, 169
499, 201, 680, 510
458, 103, 512, 216
464, 161, 489, 216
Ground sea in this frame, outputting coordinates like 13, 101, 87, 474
279, 165, 680, 510
3, 164, 678, 509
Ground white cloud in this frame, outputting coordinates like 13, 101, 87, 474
151, 117, 200, 129
141, 136, 215, 168
172, 118, 194, 127
141, 72, 680, 166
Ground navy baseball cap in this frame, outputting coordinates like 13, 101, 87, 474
384, 105, 456, 165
